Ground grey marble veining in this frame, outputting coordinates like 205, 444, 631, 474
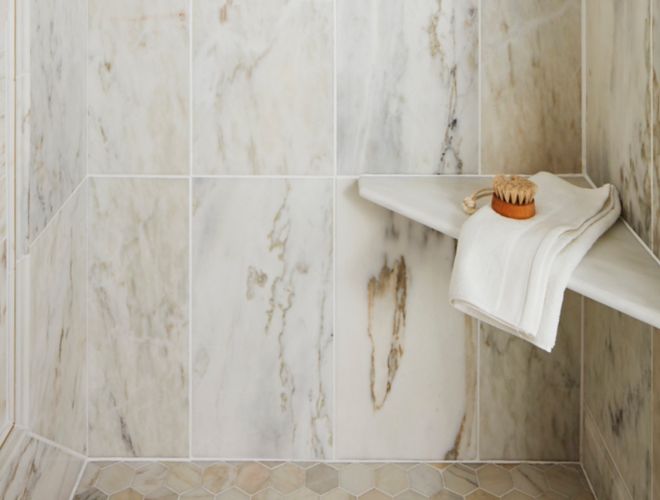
88, 178, 189, 457
193, 0, 333, 175
29, 184, 86, 453
337, 0, 478, 174
587, 0, 653, 247
88, 0, 189, 175
192, 178, 333, 459
29, 0, 85, 242
584, 299, 653, 500
479, 291, 581, 461
482, 0, 581, 174
335, 180, 476, 460
0, 432, 84, 500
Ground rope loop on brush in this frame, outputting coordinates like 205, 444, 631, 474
462, 188, 494, 215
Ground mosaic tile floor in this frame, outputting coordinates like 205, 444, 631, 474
73, 461, 596, 500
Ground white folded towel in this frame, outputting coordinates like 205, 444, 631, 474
449, 172, 621, 351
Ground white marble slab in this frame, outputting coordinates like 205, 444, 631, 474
337, 0, 478, 174
335, 180, 477, 460
358, 175, 660, 330
29, 185, 86, 453
0, 432, 84, 500
88, 178, 189, 457
193, 0, 333, 175
192, 178, 333, 459
88, 0, 189, 175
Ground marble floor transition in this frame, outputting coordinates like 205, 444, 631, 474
72, 461, 596, 500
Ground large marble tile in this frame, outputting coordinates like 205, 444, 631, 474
88, 178, 189, 457
582, 409, 632, 500
88, 0, 189, 175
481, 0, 581, 174
335, 179, 476, 460
584, 299, 653, 500
0, 434, 84, 500
337, 0, 478, 174
29, 0, 86, 241
479, 291, 581, 460
654, 0, 660, 260
192, 178, 333, 459
29, 184, 86, 453
193, 0, 333, 175
587, 0, 653, 246
16, 74, 30, 257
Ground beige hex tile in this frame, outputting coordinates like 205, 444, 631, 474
306, 464, 339, 494
125, 462, 154, 470
97, 464, 137, 494
535, 493, 565, 500
429, 491, 461, 500
254, 488, 285, 500
261, 462, 287, 469
271, 464, 306, 493
392, 464, 418, 471
295, 463, 319, 470
543, 465, 583, 497
393, 491, 426, 500
145, 486, 178, 500
465, 491, 498, 500
374, 465, 408, 496
339, 465, 374, 495
358, 490, 390, 500
132, 462, 168, 495
286, 487, 322, 500
216, 487, 250, 500
323, 488, 357, 500
510, 464, 548, 497
235, 463, 271, 494
408, 465, 445, 496
109, 489, 142, 500
181, 488, 214, 499
501, 491, 534, 500
202, 463, 236, 494
443, 464, 479, 495
166, 463, 203, 494
476, 465, 513, 496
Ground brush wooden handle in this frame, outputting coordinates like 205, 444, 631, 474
491, 195, 536, 219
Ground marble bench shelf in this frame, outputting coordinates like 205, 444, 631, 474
357, 175, 660, 330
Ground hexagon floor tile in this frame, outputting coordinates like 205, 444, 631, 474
73, 462, 595, 500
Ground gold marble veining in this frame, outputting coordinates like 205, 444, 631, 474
482, 0, 581, 174
367, 257, 408, 411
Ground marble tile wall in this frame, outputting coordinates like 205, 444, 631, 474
0, 429, 84, 500
28, 185, 86, 454
192, 178, 333, 459
87, 178, 189, 457
582, 299, 654, 500
481, 0, 581, 174
12, 0, 588, 466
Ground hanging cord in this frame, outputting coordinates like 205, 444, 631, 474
462, 188, 494, 215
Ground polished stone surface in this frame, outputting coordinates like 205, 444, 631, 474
194, 0, 333, 175
584, 300, 653, 500
482, 0, 581, 175
479, 291, 581, 461
88, 178, 189, 457
73, 461, 594, 499
192, 179, 333, 459
337, 0, 478, 174
88, 0, 189, 175
335, 180, 477, 460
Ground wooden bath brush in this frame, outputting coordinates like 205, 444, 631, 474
462, 175, 537, 219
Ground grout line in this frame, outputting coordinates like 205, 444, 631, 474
332, 0, 337, 462
477, 0, 482, 176
22, 428, 88, 461
83, 173, 589, 180
580, 461, 599, 500
68, 457, 88, 500
584, 407, 635, 500
27, 177, 86, 251
650, 0, 656, 257
581, 0, 587, 176
84, 0, 90, 458
188, 0, 194, 461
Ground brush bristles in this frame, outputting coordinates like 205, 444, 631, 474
493, 175, 537, 205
